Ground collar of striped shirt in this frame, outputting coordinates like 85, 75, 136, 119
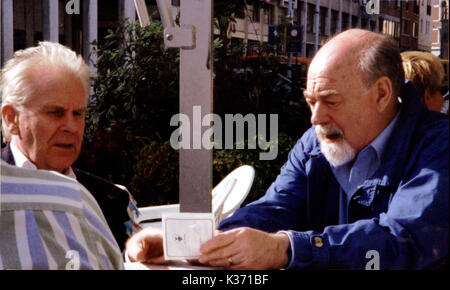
10, 139, 77, 179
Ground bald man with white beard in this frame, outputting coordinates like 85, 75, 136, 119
126, 29, 449, 270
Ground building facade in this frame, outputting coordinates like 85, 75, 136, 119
418, 0, 433, 51
3, 0, 444, 69
228, 0, 381, 58
432, 0, 449, 58
1, 0, 136, 68
378, 0, 420, 51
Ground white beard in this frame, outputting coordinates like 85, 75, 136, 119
315, 124, 356, 167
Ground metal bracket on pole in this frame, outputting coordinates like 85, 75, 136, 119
134, 0, 196, 50
164, 25, 196, 49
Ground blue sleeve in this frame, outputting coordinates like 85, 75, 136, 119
219, 134, 312, 234
220, 121, 448, 269
287, 121, 449, 269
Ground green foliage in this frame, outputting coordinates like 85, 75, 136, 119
131, 139, 179, 205
86, 20, 179, 142
213, 132, 296, 205
76, 19, 180, 206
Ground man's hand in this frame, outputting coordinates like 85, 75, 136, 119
125, 227, 166, 264
198, 227, 290, 270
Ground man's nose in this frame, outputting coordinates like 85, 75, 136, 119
310, 102, 329, 126
61, 114, 78, 132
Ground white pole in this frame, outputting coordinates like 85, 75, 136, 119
43, 0, 59, 42
83, 0, 98, 86
178, 0, 213, 212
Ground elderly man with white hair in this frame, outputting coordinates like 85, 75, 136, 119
1, 42, 139, 251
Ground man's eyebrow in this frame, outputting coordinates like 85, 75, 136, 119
41, 105, 86, 112
75, 107, 87, 112
42, 105, 64, 110
303, 90, 339, 99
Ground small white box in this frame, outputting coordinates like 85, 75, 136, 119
162, 212, 215, 260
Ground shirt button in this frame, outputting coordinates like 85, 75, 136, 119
313, 236, 324, 248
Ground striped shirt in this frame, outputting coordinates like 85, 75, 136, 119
8, 141, 142, 243
0, 161, 124, 270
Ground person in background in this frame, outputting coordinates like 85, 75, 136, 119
0, 160, 124, 270
401, 51, 446, 113
1, 41, 140, 251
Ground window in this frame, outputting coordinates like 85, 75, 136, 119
331, 10, 338, 34
252, 3, 260, 22
361, 18, 368, 30
352, 15, 358, 28
267, 5, 275, 25
342, 12, 349, 31
235, 7, 245, 19
263, 7, 269, 24
426, 20, 430, 34
383, 19, 400, 38
279, 7, 287, 24
442, 1, 448, 20
413, 22, 418, 38
307, 3, 315, 32
395, 22, 400, 38
306, 43, 315, 58
413, 1, 419, 14
402, 20, 409, 34
420, 19, 423, 34
319, 7, 327, 35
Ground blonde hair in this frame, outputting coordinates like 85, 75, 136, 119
401, 51, 444, 97
1, 41, 90, 141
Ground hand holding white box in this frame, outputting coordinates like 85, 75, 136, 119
162, 212, 215, 260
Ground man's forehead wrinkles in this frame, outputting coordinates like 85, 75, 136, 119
304, 89, 339, 99
304, 76, 340, 97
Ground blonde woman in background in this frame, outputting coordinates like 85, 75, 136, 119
401, 51, 447, 113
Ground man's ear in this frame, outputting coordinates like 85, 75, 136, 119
422, 88, 432, 107
373, 76, 393, 113
1, 104, 20, 136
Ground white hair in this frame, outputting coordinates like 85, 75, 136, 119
1, 41, 90, 141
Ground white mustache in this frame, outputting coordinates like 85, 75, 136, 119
315, 124, 343, 139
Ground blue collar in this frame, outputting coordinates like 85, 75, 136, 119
369, 108, 401, 163
331, 107, 401, 200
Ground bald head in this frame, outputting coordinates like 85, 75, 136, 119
309, 29, 404, 99
312, 29, 380, 69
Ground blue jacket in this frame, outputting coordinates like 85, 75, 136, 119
219, 82, 449, 269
